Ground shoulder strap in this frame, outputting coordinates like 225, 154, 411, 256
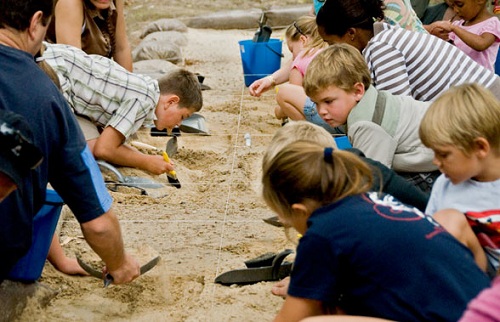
372, 91, 386, 126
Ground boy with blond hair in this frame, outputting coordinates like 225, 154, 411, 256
420, 83, 500, 277
303, 43, 438, 192
40, 42, 203, 176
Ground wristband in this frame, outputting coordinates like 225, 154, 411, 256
266, 75, 276, 87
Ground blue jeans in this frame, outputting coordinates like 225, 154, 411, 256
303, 97, 345, 135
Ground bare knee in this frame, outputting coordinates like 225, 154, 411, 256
433, 209, 469, 243
434, 209, 487, 272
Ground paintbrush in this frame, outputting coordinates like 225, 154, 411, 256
162, 151, 181, 189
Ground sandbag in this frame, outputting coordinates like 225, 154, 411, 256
142, 31, 188, 47
264, 6, 310, 27
140, 19, 188, 39
132, 40, 182, 63
133, 59, 179, 80
185, 9, 262, 29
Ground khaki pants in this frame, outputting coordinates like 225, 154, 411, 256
75, 115, 100, 141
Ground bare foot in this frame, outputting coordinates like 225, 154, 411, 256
271, 276, 289, 298
51, 257, 89, 276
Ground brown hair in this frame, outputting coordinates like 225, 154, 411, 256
304, 43, 372, 98
157, 69, 203, 112
262, 140, 372, 218
419, 83, 500, 155
36, 43, 61, 89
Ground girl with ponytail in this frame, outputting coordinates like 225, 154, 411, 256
263, 140, 490, 322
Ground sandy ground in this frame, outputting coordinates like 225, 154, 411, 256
16, 9, 302, 322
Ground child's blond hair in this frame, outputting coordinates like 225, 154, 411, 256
419, 83, 500, 156
157, 69, 203, 112
303, 43, 372, 98
263, 121, 338, 167
285, 15, 328, 57
262, 140, 372, 218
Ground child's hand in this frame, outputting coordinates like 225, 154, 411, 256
431, 21, 453, 32
146, 154, 174, 175
271, 276, 290, 298
429, 21, 454, 41
248, 76, 274, 97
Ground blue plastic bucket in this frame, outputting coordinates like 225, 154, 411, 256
8, 189, 64, 282
239, 38, 283, 87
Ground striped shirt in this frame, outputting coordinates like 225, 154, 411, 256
363, 22, 500, 101
41, 42, 159, 139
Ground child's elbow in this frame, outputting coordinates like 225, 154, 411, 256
93, 144, 111, 160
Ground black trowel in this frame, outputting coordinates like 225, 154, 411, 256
253, 13, 272, 42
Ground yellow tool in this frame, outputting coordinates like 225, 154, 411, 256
162, 151, 181, 189
129, 141, 182, 189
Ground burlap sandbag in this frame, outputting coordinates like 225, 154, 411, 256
132, 40, 182, 63
133, 59, 179, 79
142, 31, 188, 47
140, 19, 188, 39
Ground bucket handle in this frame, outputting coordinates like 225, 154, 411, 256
266, 44, 284, 58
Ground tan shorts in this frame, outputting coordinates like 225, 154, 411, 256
76, 115, 100, 141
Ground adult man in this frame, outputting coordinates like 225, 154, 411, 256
0, 0, 140, 284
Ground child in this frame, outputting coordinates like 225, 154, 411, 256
248, 16, 324, 98
303, 43, 438, 191
262, 140, 490, 322
39, 42, 202, 276
274, 16, 333, 131
40, 42, 203, 175
419, 83, 500, 277
265, 121, 429, 299
431, 0, 500, 71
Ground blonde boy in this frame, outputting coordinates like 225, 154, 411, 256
303, 43, 439, 191
420, 83, 500, 277
41, 42, 203, 176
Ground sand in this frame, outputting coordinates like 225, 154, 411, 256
15, 10, 300, 322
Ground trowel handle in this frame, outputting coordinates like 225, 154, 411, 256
258, 12, 267, 26
162, 151, 177, 177
130, 140, 159, 151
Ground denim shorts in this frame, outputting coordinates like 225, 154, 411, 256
303, 97, 345, 135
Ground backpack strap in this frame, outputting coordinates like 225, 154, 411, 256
372, 91, 387, 126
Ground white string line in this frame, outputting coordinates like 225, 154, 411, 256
208, 83, 247, 316
60, 219, 266, 224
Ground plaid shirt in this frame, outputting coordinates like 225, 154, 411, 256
42, 42, 159, 139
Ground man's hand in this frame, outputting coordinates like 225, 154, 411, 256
105, 252, 140, 284
81, 209, 140, 285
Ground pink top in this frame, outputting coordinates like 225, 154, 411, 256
450, 17, 500, 71
459, 276, 500, 321
291, 48, 324, 77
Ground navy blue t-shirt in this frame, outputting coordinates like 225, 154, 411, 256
288, 192, 490, 322
0, 44, 112, 279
